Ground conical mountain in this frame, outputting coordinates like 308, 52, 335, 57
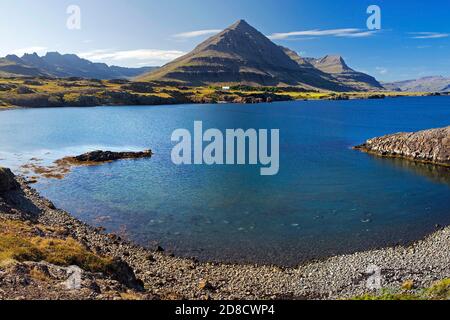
139, 20, 355, 90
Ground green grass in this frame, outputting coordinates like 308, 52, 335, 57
352, 279, 450, 300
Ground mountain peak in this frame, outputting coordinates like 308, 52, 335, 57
314, 55, 351, 73
228, 19, 251, 30
138, 20, 381, 90
5, 54, 22, 63
22, 52, 40, 58
321, 55, 345, 64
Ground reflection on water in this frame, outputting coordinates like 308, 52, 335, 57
369, 155, 450, 186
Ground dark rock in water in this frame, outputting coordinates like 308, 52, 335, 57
72, 149, 153, 163
329, 94, 349, 100
355, 126, 450, 166
232, 93, 292, 104
367, 94, 385, 99
0, 167, 19, 192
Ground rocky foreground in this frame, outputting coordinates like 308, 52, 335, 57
0, 167, 449, 300
355, 126, 450, 166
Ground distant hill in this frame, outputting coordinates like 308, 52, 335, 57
383, 76, 450, 92
0, 52, 156, 80
138, 20, 382, 91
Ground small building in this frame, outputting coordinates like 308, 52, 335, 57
221, 86, 230, 90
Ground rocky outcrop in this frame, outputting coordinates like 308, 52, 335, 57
0, 167, 19, 192
355, 126, 450, 166
19, 150, 154, 182
71, 150, 153, 163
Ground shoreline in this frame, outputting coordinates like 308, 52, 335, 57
0, 92, 447, 112
0, 75, 446, 110
1, 173, 449, 299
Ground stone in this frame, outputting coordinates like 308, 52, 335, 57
198, 280, 214, 291
0, 167, 19, 192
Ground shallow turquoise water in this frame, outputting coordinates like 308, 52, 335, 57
0, 97, 449, 265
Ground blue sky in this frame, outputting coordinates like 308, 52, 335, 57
0, 0, 449, 81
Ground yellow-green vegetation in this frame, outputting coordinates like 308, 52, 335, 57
0, 218, 112, 272
0, 77, 439, 109
353, 279, 450, 300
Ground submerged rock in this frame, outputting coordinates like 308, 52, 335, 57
72, 149, 153, 163
355, 126, 450, 166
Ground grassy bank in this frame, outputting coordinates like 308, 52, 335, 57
353, 279, 450, 300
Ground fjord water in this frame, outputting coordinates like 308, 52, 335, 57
0, 97, 449, 265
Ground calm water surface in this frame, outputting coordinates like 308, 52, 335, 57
0, 97, 449, 266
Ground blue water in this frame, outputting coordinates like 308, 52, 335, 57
0, 97, 449, 266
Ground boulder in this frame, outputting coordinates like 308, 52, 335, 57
15, 86, 36, 94
0, 167, 19, 192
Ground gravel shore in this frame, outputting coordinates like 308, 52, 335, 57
1, 172, 448, 300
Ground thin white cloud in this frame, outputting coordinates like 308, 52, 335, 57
336, 31, 376, 38
278, 37, 317, 41
409, 32, 449, 39
11, 46, 48, 56
173, 29, 222, 39
78, 49, 186, 65
376, 67, 388, 75
268, 28, 376, 40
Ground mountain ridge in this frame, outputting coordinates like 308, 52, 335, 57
0, 52, 156, 80
383, 76, 450, 92
280, 48, 383, 91
138, 20, 383, 91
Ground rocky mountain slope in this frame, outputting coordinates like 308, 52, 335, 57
0, 52, 156, 80
282, 49, 383, 91
1, 20, 382, 91
139, 20, 382, 91
355, 126, 450, 166
383, 76, 450, 92
0, 57, 47, 78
